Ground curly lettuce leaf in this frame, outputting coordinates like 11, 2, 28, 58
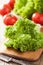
34, 0, 43, 13
13, 0, 35, 18
5, 19, 36, 39
4, 19, 43, 52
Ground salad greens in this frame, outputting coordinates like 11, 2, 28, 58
5, 19, 43, 52
13, 0, 35, 18
13, 0, 43, 18
34, 0, 43, 13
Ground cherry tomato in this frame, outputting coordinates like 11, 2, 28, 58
8, 0, 15, 9
32, 12, 43, 25
4, 15, 18, 25
0, 4, 11, 16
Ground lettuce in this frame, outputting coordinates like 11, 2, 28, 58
13, 0, 35, 18
4, 19, 43, 52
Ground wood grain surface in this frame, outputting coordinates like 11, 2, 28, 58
0, 42, 43, 61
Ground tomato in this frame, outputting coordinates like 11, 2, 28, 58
0, 4, 11, 16
32, 12, 43, 25
0, 0, 15, 16
4, 15, 18, 25
8, 0, 15, 9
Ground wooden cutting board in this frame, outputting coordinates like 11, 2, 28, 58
0, 40, 43, 61
0, 26, 43, 61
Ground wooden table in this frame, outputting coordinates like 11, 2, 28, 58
0, 54, 43, 65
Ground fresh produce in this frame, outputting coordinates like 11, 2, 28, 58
0, 4, 11, 16
32, 12, 43, 25
5, 19, 36, 39
4, 18, 43, 52
32, 0, 43, 25
34, 0, 43, 13
8, 0, 15, 9
13, 0, 35, 18
4, 15, 17, 25
13, 0, 43, 19
0, 0, 15, 16
14, 0, 27, 12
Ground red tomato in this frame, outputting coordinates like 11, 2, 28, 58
8, 0, 15, 9
32, 12, 43, 25
0, 4, 11, 16
4, 15, 17, 25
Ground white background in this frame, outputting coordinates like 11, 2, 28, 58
0, 0, 10, 44
0, 0, 9, 8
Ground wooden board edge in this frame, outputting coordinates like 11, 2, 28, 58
0, 48, 43, 61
